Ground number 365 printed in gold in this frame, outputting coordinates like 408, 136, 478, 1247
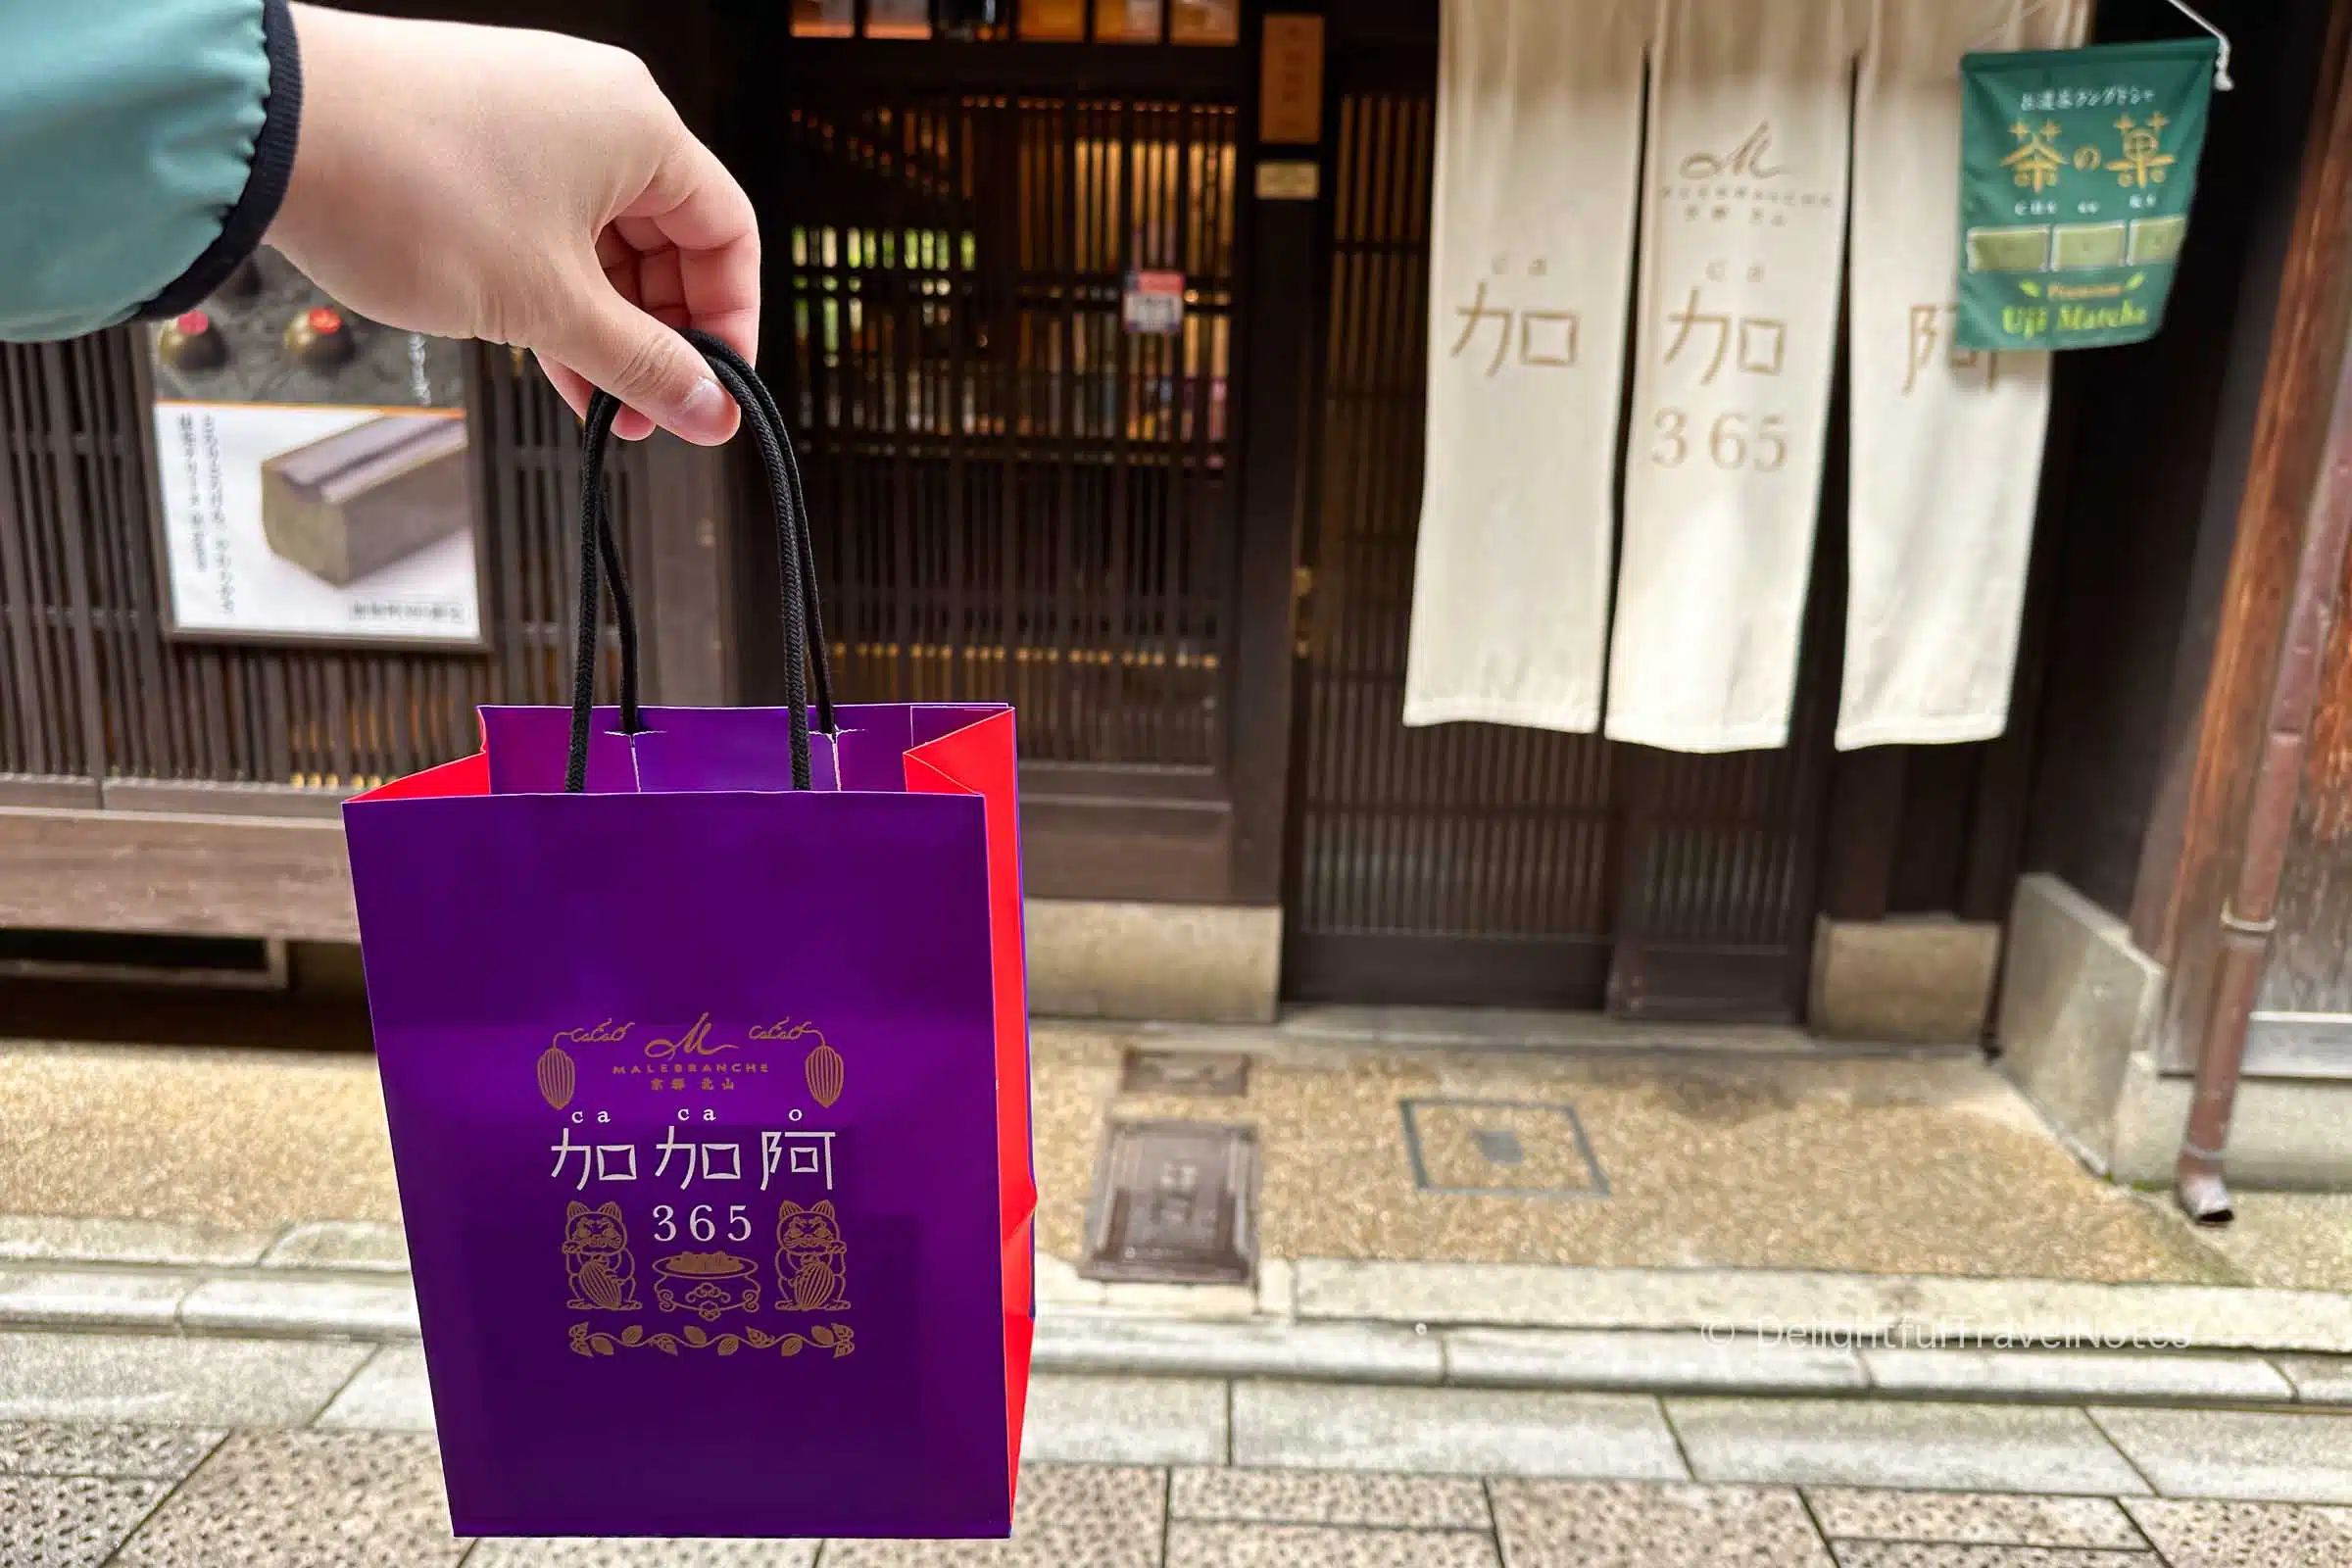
1649, 410, 1788, 472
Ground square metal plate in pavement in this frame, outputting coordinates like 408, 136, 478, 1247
1080, 1120, 1257, 1285
1401, 1099, 1610, 1198
1121, 1050, 1251, 1098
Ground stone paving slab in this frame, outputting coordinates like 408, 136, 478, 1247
1487, 1478, 1834, 1566
1666, 1400, 2150, 1495
315, 1344, 434, 1432
0, 1473, 174, 1568
1444, 1327, 1868, 1394
259, 1220, 410, 1273
1861, 1349, 2292, 1403
2275, 1354, 2352, 1404
1037, 1313, 1442, 1383
1035, 1257, 1258, 1321
2121, 1496, 2352, 1567
1293, 1262, 2352, 1354
0, 1419, 222, 1479
2089, 1406, 2352, 1503
1824, 1547, 2158, 1565
1801, 1490, 2143, 1548
178, 1275, 420, 1338
1165, 1519, 1497, 1566
0, 1332, 369, 1427
1169, 1466, 1490, 1530
110, 1429, 466, 1566
2162, 1193, 2352, 1294
466, 1540, 815, 1565
1019, 1375, 1227, 1466
0, 1266, 189, 1332
817, 1464, 1164, 1567
0, 1214, 276, 1270
1231, 1384, 1686, 1480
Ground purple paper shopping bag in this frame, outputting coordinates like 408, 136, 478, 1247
343, 335, 1036, 1540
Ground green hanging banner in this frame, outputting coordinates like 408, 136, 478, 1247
1955, 37, 2218, 352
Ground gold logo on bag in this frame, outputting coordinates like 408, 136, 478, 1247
644, 1014, 740, 1059
544, 1011, 842, 1097
569, 1321, 855, 1360
537, 1045, 577, 1110
652, 1250, 762, 1321
776, 1200, 852, 1311
805, 1037, 845, 1108
563, 1201, 640, 1312
553, 1019, 633, 1047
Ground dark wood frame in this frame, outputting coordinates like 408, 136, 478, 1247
0, 0, 1320, 934
2138, 1, 2352, 1071
0, 354, 735, 940
794, 0, 1244, 49
135, 333, 497, 657
722, 6, 1299, 909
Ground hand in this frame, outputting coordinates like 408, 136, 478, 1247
265, 4, 757, 444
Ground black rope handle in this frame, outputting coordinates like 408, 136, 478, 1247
565, 338, 834, 793
684, 328, 836, 737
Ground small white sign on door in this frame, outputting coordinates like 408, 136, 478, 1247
1121, 270, 1186, 335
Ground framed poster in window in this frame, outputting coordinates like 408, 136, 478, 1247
142, 245, 489, 650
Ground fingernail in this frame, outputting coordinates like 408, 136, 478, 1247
673, 378, 730, 443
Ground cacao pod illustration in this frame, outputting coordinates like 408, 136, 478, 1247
804, 1039, 845, 1108
536, 1045, 576, 1110
791, 1257, 839, 1310
579, 1257, 624, 1310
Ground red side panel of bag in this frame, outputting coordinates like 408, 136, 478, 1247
349, 751, 490, 803
906, 708, 1035, 1501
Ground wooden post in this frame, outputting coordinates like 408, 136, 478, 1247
1227, 9, 1328, 906
2143, 13, 2352, 1071
2179, 303, 2352, 1219
1819, 749, 1907, 923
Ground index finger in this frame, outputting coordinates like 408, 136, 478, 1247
622, 134, 760, 367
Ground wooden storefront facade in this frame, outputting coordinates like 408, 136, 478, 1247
3, 0, 2348, 1059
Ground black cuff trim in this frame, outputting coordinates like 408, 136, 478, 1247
136, 0, 304, 321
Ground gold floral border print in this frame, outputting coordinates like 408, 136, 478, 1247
568, 1321, 855, 1360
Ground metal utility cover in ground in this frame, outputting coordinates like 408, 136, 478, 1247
1120, 1050, 1251, 1097
1401, 1098, 1610, 1199
1081, 1120, 1257, 1285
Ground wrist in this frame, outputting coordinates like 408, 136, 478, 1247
266, 3, 357, 265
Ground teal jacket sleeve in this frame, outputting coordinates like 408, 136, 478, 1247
0, 0, 302, 341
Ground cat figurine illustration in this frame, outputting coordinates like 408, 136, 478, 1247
563, 1200, 640, 1311
775, 1199, 851, 1311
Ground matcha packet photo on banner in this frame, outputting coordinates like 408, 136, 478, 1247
1956, 36, 2218, 352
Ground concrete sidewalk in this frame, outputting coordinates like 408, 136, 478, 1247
9, 1022, 2345, 1286
9, 1016, 2352, 1409
12, 1013, 2352, 1562
11, 1363, 2352, 1563
8, 1216, 2352, 1410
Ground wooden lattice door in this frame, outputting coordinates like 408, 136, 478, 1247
753, 70, 1246, 774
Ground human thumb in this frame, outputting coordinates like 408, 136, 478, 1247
544, 293, 738, 446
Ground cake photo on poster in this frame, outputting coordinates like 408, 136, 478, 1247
259, 416, 469, 588
148, 246, 484, 645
